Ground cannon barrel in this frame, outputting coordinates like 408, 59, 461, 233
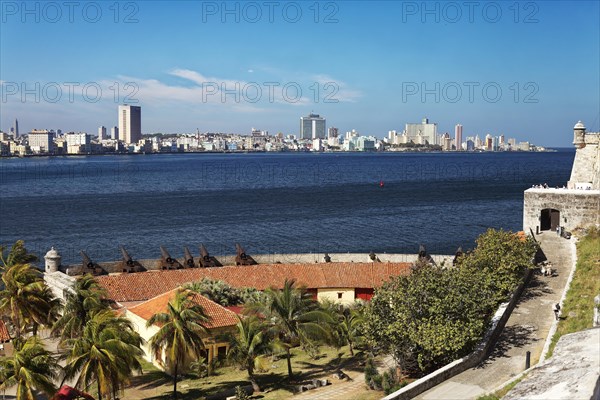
200, 244, 211, 261
81, 251, 94, 268
184, 246, 195, 267
160, 246, 174, 263
120, 246, 135, 266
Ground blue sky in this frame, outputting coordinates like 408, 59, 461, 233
1, 0, 599, 146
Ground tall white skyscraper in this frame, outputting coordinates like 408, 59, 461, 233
455, 124, 463, 151
13, 119, 19, 137
300, 113, 326, 140
118, 105, 141, 144
98, 126, 107, 140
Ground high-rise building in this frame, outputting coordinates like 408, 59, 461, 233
28, 129, 54, 153
111, 126, 119, 140
300, 113, 326, 140
404, 118, 437, 145
13, 119, 19, 138
118, 105, 141, 144
66, 132, 91, 154
98, 126, 107, 140
454, 124, 463, 151
328, 127, 338, 139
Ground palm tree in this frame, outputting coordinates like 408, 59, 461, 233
147, 289, 210, 399
327, 302, 366, 356
226, 316, 271, 392
52, 274, 111, 340
62, 310, 143, 400
0, 336, 60, 400
0, 263, 60, 339
250, 279, 332, 379
0, 240, 38, 270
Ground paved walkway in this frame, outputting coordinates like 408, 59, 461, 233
415, 233, 575, 400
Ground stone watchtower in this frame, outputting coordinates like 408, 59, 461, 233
573, 120, 586, 148
44, 247, 61, 273
523, 120, 600, 234
568, 120, 600, 190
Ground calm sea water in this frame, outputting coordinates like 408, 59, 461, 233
0, 150, 575, 265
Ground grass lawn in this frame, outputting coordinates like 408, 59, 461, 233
547, 227, 600, 358
122, 345, 383, 399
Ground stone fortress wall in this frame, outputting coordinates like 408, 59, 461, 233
59, 252, 455, 276
523, 121, 600, 233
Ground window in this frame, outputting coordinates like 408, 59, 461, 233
337, 292, 343, 299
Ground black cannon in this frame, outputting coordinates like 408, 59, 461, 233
417, 244, 436, 266
160, 246, 183, 270
80, 251, 107, 276
453, 246, 464, 266
183, 246, 196, 268
199, 244, 221, 268
119, 246, 146, 273
235, 243, 257, 266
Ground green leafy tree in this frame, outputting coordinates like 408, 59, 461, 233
147, 289, 210, 399
62, 310, 143, 400
185, 278, 242, 306
185, 278, 265, 307
366, 263, 496, 374
52, 274, 111, 340
0, 263, 60, 339
0, 336, 60, 400
458, 229, 538, 302
226, 315, 271, 392
365, 229, 536, 375
248, 279, 332, 378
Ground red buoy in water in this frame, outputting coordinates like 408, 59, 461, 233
379, 180, 384, 188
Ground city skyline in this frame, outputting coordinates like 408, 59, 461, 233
1, 1, 599, 146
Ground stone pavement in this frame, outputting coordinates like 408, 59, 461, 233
294, 355, 395, 400
415, 233, 575, 400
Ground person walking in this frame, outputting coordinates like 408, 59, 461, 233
553, 303, 561, 320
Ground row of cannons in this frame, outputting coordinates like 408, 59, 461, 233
80, 243, 463, 276
80, 243, 257, 276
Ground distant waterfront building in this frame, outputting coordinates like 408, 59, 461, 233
405, 118, 437, 145
98, 126, 107, 140
118, 105, 141, 144
111, 126, 119, 140
485, 134, 493, 151
13, 119, 19, 138
66, 132, 91, 154
466, 139, 475, 151
328, 127, 338, 139
442, 133, 452, 151
455, 124, 463, 151
300, 113, 326, 140
28, 129, 54, 153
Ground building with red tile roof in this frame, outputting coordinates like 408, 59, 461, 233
0, 320, 10, 343
97, 262, 411, 305
126, 288, 239, 369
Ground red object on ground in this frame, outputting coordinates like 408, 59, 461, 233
52, 386, 96, 400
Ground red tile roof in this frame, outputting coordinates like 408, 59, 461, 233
128, 289, 239, 329
96, 262, 411, 303
0, 320, 10, 342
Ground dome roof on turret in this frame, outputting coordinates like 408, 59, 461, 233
574, 121, 586, 130
45, 247, 60, 259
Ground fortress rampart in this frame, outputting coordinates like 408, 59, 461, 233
523, 121, 600, 233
